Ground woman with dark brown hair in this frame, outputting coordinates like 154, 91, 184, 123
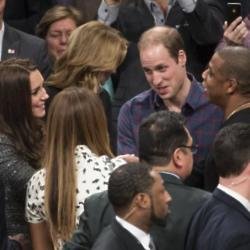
0, 58, 48, 238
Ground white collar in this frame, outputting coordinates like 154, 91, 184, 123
217, 184, 250, 213
0, 22, 5, 60
116, 216, 151, 250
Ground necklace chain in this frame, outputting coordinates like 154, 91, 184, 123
226, 102, 250, 120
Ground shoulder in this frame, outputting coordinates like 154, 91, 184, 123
5, 24, 45, 46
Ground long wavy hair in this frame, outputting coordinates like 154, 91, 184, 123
0, 58, 43, 168
47, 21, 127, 92
44, 87, 113, 246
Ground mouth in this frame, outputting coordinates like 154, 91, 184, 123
156, 86, 170, 95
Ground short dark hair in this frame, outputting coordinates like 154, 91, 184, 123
139, 111, 188, 166
213, 123, 250, 177
108, 162, 153, 212
217, 46, 250, 96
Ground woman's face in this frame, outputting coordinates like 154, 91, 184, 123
46, 17, 77, 60
30, 70, 49, 118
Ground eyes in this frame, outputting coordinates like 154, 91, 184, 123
31, 86, 44, 96
143, 64, 168, 75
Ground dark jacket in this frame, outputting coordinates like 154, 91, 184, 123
2, 24, 51, 78
64, 173, 211, 250
185, 188, 250, 250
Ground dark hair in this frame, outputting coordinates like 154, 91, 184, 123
217, 46, 250, 96
36, 5, 82, 38
0, 58, 42, 168
138, 26, 185, 62
108, 162, 153, 212
213, 123, 250, 177
139, 111, 188, 166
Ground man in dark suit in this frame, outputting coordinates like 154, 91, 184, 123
64, 111, 210, 250
0, 0, 51, 78
92, 162, 171, 250
185, 123, 250, 250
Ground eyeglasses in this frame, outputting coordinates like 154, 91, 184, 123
178, 144, 199, 154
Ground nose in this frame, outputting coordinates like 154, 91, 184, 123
60, 33, 68, 44
41, 87, 49, 100
151, 71, 162, 86
202, 68, 208, 81
165, 190, 172, 205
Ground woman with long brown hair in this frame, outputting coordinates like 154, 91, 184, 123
0, 58, 48, 238
26, 87, 130, 249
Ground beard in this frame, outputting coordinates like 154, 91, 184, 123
150, 201, 169, 227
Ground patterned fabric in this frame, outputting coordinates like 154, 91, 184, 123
0, 133, 36, 235
26, 145, 125, 226
117, 75, 223, 166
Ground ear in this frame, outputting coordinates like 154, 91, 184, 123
172, 148, 185, 170
134, 193, 151, 209
177, 50, 187, 67
226, 78, 238, 95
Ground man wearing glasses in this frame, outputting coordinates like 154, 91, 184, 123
64, 111, 211, 250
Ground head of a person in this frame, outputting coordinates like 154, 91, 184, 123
0, 58, 48, 126
108, 162, 171, 230
36, 5, 82, 60
202, 46, 250, 108
138, 26, 187, 101
213, 123, 250, 179
139, 111, 195, 179
45, 86, 112, 244
49, 21, 127, 92
0, 58, 48, 166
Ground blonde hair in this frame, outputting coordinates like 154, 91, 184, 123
47, 21, 127, 92
44, 87, 113, 246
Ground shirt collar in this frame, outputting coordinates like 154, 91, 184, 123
218, 184, 250, 213
116, 216, 151, 250
0, 22, 5, 60
144, 0, 176, 12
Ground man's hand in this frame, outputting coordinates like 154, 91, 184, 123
9, 234, 31, 250
224, 17, 248, 45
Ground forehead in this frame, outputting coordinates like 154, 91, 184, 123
209, 53, 224, 72
49, 17, 77, 31
29, 70, 44, 87
150, 170, 164, 188
140, 44, 174, 65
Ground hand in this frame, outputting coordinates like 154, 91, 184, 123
9, 234, 31, 250
118, 154, 139, 163
224, 17, 248, 45
104, 0, 121, 5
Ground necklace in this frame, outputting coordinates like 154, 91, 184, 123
226, 102, 250, 120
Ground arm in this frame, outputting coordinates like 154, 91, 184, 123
97, 0, 121, 25
29, 222, 53, 250
117, 101, 138, 155
0, 137, 35, 203
179, 0, 224, 44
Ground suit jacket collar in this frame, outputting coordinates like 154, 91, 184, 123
160, 172, 183, 186
111, 219, 147, 250
213, 188, 250, 220
2, 24, 20, 60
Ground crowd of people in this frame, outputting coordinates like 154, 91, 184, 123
0, 0, 250, 250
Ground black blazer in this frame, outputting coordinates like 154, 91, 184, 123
91, 219, 146, 250
2, 24, 51, 78
0, 182, 22, 250
185, 188, 250, 250
64, 173, 210, 250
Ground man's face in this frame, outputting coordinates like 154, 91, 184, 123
202, 53, 228, 107
140, 44, 186, 102
149, 171, 171, 224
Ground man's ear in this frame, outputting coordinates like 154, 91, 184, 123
177, 50, 187, 66
172, 147, 184, 170
226, 78, 238, 95
134, 193, 151, 209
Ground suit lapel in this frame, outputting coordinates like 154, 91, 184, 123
112, 219, 147, 250
2, 24, 20, 60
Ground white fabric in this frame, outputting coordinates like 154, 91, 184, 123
0, 22, 5, 60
